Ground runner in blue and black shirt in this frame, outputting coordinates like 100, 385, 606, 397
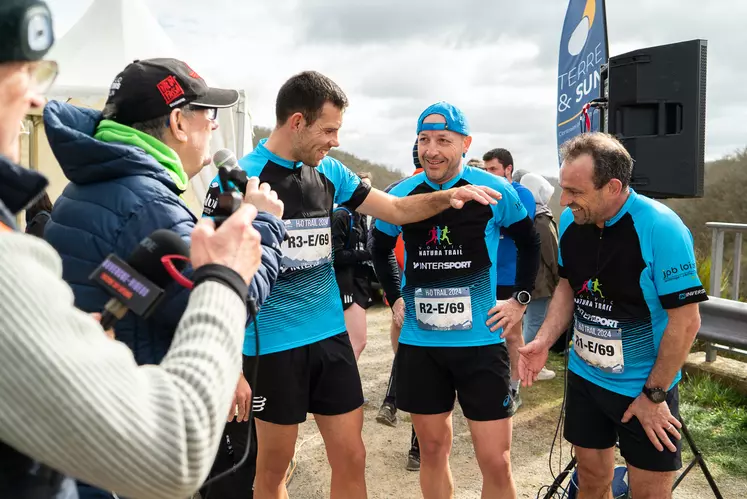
371, 102, 540, 499
519, 132, 707, 499
203, 73, 503, 499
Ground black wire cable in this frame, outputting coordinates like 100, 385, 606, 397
201, 297, 260, 489
536, 324, 574, 499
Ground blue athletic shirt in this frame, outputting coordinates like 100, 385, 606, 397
202, 138, 371, 355
496, 181, 537, 286
374, 166, 528, 347
558, 189, 708, 397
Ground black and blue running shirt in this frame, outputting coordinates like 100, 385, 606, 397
203, 139, 371, 355
372, 167, 538, 347
558, 189, 708, 397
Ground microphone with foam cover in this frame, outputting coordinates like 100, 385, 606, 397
214, 148, 248, 194
213, 148, 239, 170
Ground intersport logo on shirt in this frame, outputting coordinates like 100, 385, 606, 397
577, 308, 619, 328
413, 261, 472, 270
679, 288, 706, 300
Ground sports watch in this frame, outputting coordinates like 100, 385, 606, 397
642, 386, 668, 404
512, 290, 532, 306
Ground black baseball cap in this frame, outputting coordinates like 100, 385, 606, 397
104, 58, 240, 126
0, 0, 55, 63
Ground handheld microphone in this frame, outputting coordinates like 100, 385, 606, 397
89, 229, 190, 330
213, 149, 248, 195
209, 149, 245, 228
213, 148, 239, 170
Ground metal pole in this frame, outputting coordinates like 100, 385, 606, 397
710, 229, 724, 298
705, 343, 717, 363
235, 90, 247, 159
707, 228, 724, 362
732, 233, 742, 300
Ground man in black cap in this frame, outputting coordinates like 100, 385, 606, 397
41, 57, 287, 498
0, 2, 283, 499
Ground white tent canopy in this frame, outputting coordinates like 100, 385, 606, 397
36, 0, 252, 213
47, 0, 181, 96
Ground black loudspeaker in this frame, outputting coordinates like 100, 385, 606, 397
606, 39, 707, 199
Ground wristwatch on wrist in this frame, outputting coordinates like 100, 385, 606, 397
512, 290, 532, 306
642, 385, 668, 404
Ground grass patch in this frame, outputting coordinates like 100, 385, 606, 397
517, 353, 747, 479
679, 373, 747, 476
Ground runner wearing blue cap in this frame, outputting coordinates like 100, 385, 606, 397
371, 102, 540, 499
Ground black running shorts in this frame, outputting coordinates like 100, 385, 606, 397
243, 332, 364, 425
340, 275, 373, 311
564, 370, 682, 472
395, 342, 515, 421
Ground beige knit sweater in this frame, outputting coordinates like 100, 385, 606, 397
0, 231, 246, 499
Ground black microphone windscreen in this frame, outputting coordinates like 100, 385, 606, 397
127, 229, 190, 288
213, 148, 239, 170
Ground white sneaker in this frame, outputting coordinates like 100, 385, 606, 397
537, 367, 556, 381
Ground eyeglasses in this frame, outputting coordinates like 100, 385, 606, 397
166, 106, 218, 128
29, 60, 59, 95
185, 105, 218, 121
202, 107, 218, 121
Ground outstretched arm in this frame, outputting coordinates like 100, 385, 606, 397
356, 185, 501, 226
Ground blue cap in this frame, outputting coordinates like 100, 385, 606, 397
416, 101, 470, 136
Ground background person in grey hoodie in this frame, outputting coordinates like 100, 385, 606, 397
519, 172, 560, 380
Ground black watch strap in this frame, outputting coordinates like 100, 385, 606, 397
643, 386, 668, 403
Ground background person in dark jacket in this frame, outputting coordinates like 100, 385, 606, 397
332, 171, 374, 360
24, 192, 52, 238
519, 172, 559, 380
42, 59, 286, 499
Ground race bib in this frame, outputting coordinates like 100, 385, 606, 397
281, 217, 331, 272
573, 321, 624, 373
414, 287, 472, 331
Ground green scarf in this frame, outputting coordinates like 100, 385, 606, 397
94, 120, 189, 192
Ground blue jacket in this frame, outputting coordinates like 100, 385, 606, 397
496, 181, 537, 286
42, 100, 286, 366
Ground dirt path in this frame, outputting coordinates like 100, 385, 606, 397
288, 305, 744, 498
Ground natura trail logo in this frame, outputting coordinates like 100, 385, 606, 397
578, 278, 604, 299
417, 225, 462, 258
426, 225, 452, 246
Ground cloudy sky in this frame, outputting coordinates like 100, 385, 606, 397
46, 0, 746, 177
